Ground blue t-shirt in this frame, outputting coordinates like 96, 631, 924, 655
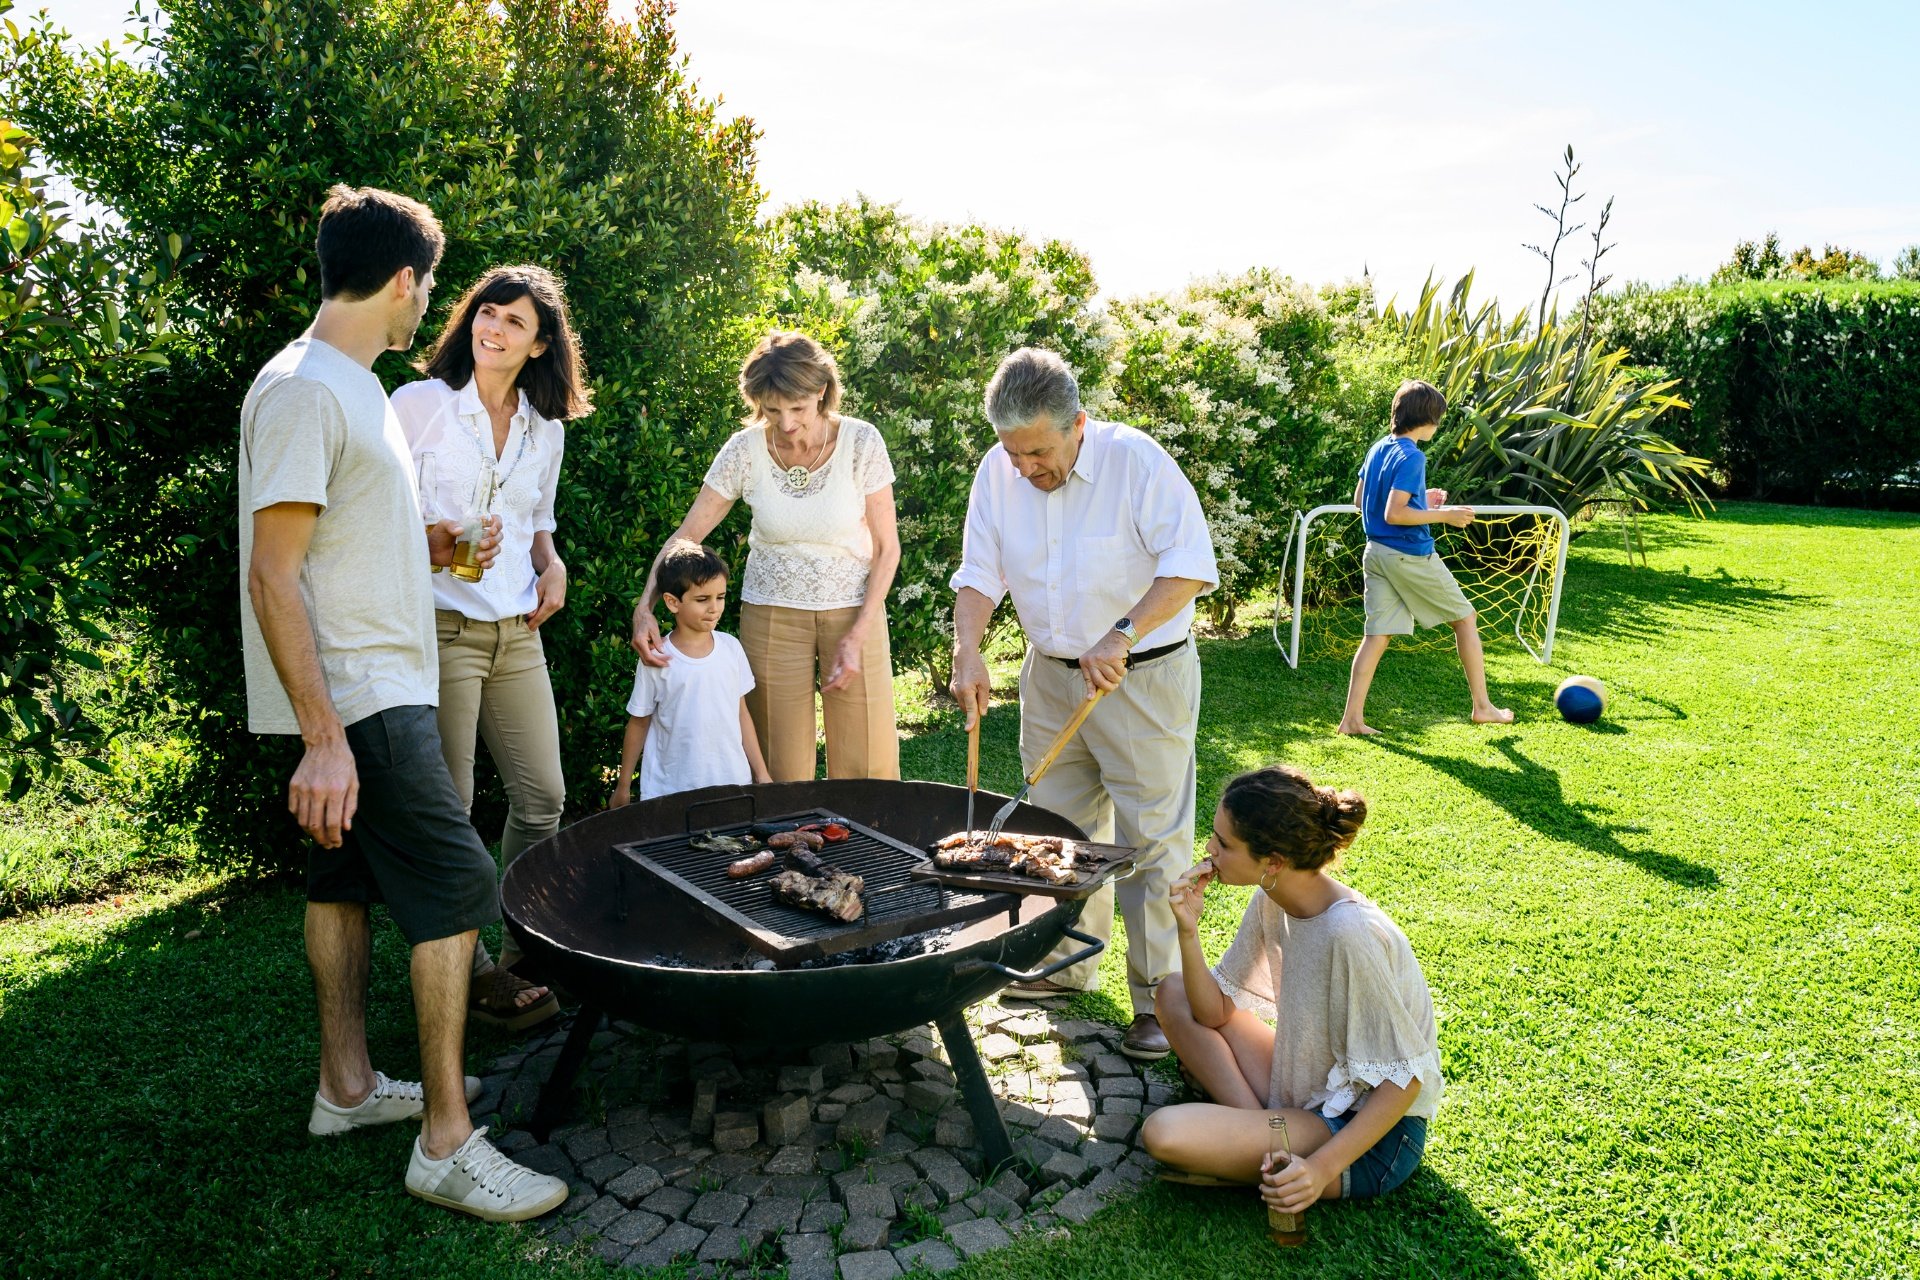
1359, 434, 1434, 555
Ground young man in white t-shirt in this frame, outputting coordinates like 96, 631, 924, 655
612, 541, 772, 804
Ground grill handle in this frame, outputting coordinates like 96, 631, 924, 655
953, 925, 1103, 982
682, 792, 758, 833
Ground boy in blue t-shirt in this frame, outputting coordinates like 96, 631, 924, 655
1337, 380, 1514, 735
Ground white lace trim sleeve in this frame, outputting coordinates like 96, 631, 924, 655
1314, 1047, 1443, 1118
1210, 965, 1277, 1023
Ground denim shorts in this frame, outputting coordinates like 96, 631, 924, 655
1322, 1111, 1427, 1198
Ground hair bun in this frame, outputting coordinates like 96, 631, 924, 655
1317, 786, 1368, 850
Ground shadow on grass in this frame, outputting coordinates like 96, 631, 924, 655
994, 1164, 1538, 1280
1369, 735, 1718, 889
0, 879, 579, 1279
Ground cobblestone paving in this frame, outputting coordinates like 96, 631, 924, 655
473, 996, 1180, 1275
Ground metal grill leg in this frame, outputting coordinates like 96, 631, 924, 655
936, 1010, 1012, 1170
529, 1004, 604, 1143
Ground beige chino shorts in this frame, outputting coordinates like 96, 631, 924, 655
1363, 542, 1474, 634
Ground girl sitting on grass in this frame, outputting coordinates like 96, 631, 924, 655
1139, 764, 1442, 1213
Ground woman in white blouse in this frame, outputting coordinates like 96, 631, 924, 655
630, 331, 901, 781
393, 264, 590, 1031
1140, 765, 1443, 1210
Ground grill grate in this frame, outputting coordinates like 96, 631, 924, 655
611, 807, 1010, 966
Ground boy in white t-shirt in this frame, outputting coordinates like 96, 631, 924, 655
612, 541, 771, 804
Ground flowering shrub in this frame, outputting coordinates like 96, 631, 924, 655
770, 199, 1108, 680
1105, 270, 1340, 628
1593, 281, 1920, 501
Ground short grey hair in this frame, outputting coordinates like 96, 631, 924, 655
984, 347, 1081, 433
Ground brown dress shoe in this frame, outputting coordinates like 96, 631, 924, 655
1120, 1013, 1171, 1061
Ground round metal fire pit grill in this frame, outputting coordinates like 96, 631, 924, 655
503, 779, 1115, 1162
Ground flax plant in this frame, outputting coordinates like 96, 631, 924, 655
1387, 274, 1713, 523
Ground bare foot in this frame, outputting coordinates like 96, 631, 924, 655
1336, 720, 1380, 736
1471, 705, 1514, 725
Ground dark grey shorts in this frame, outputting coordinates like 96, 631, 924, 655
306, 704, 501, 946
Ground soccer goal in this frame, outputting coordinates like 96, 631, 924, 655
1272, 504, 1571, 668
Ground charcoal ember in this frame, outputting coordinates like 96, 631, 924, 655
770, 868, 865, 922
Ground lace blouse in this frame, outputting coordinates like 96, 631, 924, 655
1211, 892, 1444, 1122
702, 417, 896, 610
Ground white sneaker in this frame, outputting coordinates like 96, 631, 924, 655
307, 1071, 484, 1136
405, 1126, 569, 1222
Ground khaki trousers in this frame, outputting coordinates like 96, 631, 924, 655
1020, 641, 1200, 1015
434, 610, 565, 970
739, 602, 900, 782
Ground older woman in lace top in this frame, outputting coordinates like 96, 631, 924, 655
630, 331, 900, 781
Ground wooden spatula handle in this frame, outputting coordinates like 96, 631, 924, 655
966, 716, 980, 793
1027, 686, 1107, 787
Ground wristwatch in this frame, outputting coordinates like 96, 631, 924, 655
1114, 618, 1140, 645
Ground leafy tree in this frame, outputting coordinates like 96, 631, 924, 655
1714, 233, 1880, 283
1892, 244, 1920, 282
10, 0, 763, 851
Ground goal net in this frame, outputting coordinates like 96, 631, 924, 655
1272, 504, 1570, 667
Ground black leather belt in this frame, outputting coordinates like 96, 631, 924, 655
1050, 636, 1189, 670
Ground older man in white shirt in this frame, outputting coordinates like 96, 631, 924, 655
949, 348, 1217, 1060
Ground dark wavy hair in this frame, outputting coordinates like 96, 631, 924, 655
417, 264, 592, 421
1220, 764, 1368, 872
657, 540, 729, 600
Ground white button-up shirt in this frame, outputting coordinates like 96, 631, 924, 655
950, 418, 1218, 659
390, 377, 565, 622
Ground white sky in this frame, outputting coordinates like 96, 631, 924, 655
45, 0, 1920, 313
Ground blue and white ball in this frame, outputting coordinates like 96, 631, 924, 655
1554, 675, 1607, 724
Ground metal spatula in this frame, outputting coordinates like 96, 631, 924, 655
983, 686, 1107, 841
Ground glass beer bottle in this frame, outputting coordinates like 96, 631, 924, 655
1267, 1114, 1307, 1247
417, 451, 445, 573
450, 455, 494, 583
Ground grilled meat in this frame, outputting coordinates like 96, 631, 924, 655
931, 833, 1079, 885
783, 847, 829, 878
726, 850, 776, 879
771, 867, 865, 923
768, 829, 826, 851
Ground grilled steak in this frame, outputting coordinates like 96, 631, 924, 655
931, 833, 1079, 885
771, 867, 865, 922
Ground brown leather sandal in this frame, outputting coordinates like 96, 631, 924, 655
469, 966, 560, 1032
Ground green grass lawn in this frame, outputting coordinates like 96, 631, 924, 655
3, 502, 1917, 1278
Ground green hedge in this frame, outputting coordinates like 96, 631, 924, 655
0, 116, 179, 797
13, 0, 764, 852
1593, 281, 1920, 501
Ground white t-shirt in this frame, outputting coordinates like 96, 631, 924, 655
625, 632, 757, 800
390, 377, 566, 622
702, 416, 896, 609
238, 335, 438, 734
